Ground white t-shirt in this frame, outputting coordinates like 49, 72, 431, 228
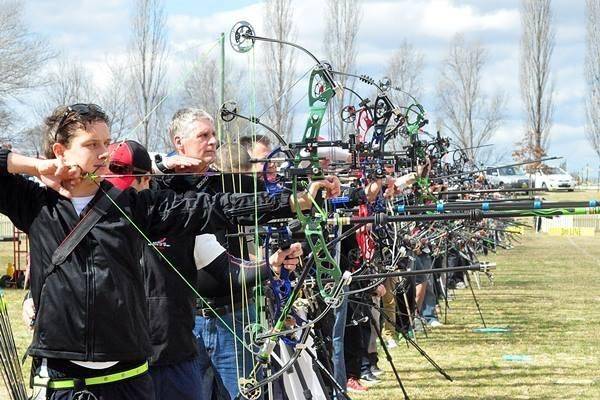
69, 195, 119, 370
194, 234, 226, 269
71, 195, 95, 216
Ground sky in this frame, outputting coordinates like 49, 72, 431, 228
12, 0, 596, 173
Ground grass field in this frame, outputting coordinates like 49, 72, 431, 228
352, 232, 600, 400
543, 189, 600, 202
1, 193, 599, 399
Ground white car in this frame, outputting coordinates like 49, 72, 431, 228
485, 166, 530, 189
532, 167, 576, 191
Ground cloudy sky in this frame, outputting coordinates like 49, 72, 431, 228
16, 0, 595, 172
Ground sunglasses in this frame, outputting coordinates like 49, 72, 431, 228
108, 161, 150, 176
53, 103, 108, 142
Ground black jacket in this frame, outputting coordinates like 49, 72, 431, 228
157, 173, 267, 305
0, 150, 290, 362
156, 172, 265, 258
142, 172, 287, 365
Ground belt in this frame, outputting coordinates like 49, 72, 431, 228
197, 302, 252, 318
33, 362, 148, 390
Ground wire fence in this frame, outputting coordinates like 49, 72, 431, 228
0, 215, 13, 240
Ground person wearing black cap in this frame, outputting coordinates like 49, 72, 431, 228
0, 104, 339, 400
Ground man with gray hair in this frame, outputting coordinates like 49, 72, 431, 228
156, 108, 218, 173
154, 108, 267, 399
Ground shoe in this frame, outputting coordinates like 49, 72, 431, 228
413, 317, 425, 332
455, 281, 467, 289
370, 365, 384, 376
360, 371, 380, 385
347, 377, 368, 392
385, 338, 398, 349
429, 320, 443, 328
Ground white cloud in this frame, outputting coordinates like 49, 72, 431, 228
419, 0, 519, 38
167, 4, 264, 54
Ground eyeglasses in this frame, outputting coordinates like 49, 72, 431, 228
52, 103, 108, 142
108, 161, 150, 176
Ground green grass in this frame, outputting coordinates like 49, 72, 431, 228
354, 232, 600, 400
0, 287, 30, 400
542, 188, 600, 202
1, 231, 599, 399
0, 243, 13, 271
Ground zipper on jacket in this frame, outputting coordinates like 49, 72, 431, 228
86, 243, 95, 359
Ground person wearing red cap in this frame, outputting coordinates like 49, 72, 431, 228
104, 140, 153, 191
0, 103, 340, 400
103, 139, 304, 400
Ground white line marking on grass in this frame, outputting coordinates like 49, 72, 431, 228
566, 237, 600, 267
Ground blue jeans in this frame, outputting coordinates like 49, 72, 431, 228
194, 308, 255, 400
417, 255, 439, 323
332, 286, 348, 391
421, 279, 439, 323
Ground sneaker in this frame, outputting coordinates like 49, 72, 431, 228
360, 371, 380, 385
428, 320, 443, 328
413, 317, 425, 332
347, 377, 368, 392
385, 338, 398, 349
455, 281, 467, 289
370, 365, 384, 376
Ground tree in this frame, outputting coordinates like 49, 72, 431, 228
18, 125, 44, 157
20, 59, 132, 154
384, 40, 424, 151
437, 35, 505, 164
129, 0, 169, 149
180, 58, 223, 117
101, 62, 133, 142
43, 59, 95, 109
0, 0, 53, 141
24, 59, 96, 156
585, 0, 600, 161
261, 0, 297, 142
323, 0, 362, 140
178, 54, 248, 145
385, 40, 424, 107
517, 0, 555, 170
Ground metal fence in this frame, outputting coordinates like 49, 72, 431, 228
540, 215, 600, 235
0, 215, 13, 239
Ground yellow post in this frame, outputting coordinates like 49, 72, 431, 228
7, 262, 14, 277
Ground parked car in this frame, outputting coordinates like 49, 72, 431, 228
485, 166, 530, 189
532, 167, 576, 191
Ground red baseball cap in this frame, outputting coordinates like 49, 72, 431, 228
106, 140, 152, 190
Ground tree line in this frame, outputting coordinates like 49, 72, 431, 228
1, 0, 600, 167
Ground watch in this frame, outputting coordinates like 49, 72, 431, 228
154, 154, 174, 174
